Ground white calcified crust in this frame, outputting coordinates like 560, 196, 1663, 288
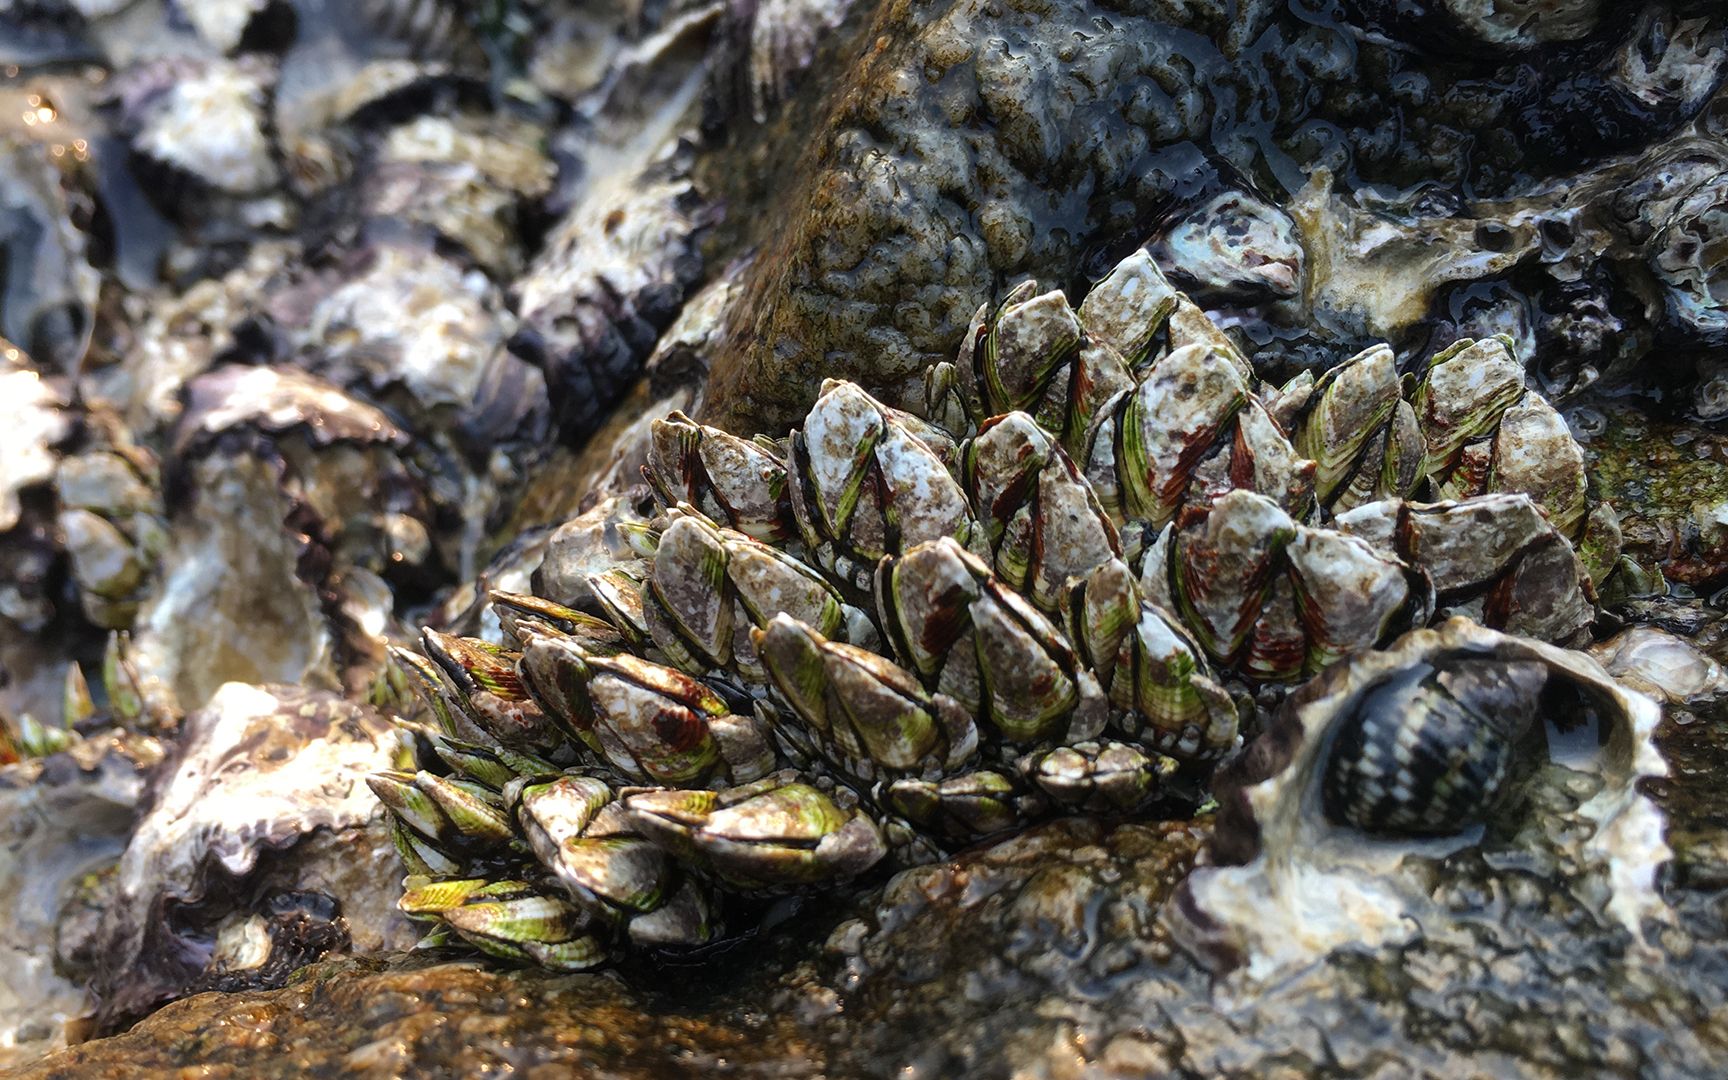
179, 0, 269, 51
742, 0, 854, 121
1173, 617, 1671, 988
0, 365, 72, 533
90, 242, 290, 428
305, 244, 508, 410
382, 116, 556, 194
128, 456, 331, 708
135, 58, 278, 193
513, 137, 708, 356
1611, 9, 1726, 112
69, 685, 400, 1038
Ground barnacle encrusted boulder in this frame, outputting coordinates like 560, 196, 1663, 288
704, 0, 1251, 430
369, 254, 1615, 973
700, 0, 1728, 432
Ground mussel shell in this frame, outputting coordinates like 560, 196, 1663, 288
1319, 656, 1545, 837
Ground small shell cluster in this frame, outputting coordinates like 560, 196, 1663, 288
370, 252, 1627, 969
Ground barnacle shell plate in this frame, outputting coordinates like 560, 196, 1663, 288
1172, 617, 1668, 986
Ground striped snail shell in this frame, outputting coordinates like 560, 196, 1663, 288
1320, 657, 1547, 837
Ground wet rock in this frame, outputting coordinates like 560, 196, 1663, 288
1589, 624, 1728, 706
816, 818, 1211, 1073
704, 0, 1217, 430
812, 718, 1728, 1078
0, 734, 161, 1069
1572, 399, 1728, 590
8, 955, 822, 1079
0, 132, 99, 369
699, 1, 1728, 430
19, 694, 1728, 1078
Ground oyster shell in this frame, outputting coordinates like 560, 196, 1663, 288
1587, 625, 1728, 706
0, 346, 73, 538
1148, 190, 1304, 302
88, 683, 409, 1024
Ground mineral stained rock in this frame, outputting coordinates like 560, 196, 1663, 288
7, 957, 823, 1080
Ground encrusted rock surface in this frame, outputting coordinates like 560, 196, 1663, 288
6, 957, 823, 1079
14, 687, 1728, 1077
3, 0, 1728, 1074
1575, 399, 1728, 591
701, 0, 1728, 430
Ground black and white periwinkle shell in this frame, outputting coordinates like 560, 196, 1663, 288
1170, 617, 1669, 985
1317, 655, 1545, 837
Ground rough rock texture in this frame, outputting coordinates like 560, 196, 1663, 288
1575, 400, 1728, 590
700, 0, 1728, 431
8, 957, 822, 1079
18, 693, 1728, 1079
706, 0, 1238, 429
0, 736, 161, 1068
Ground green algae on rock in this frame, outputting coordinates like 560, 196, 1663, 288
1574, 400, 1728, 591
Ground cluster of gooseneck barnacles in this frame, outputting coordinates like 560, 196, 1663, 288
370, 251, 1617, 969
